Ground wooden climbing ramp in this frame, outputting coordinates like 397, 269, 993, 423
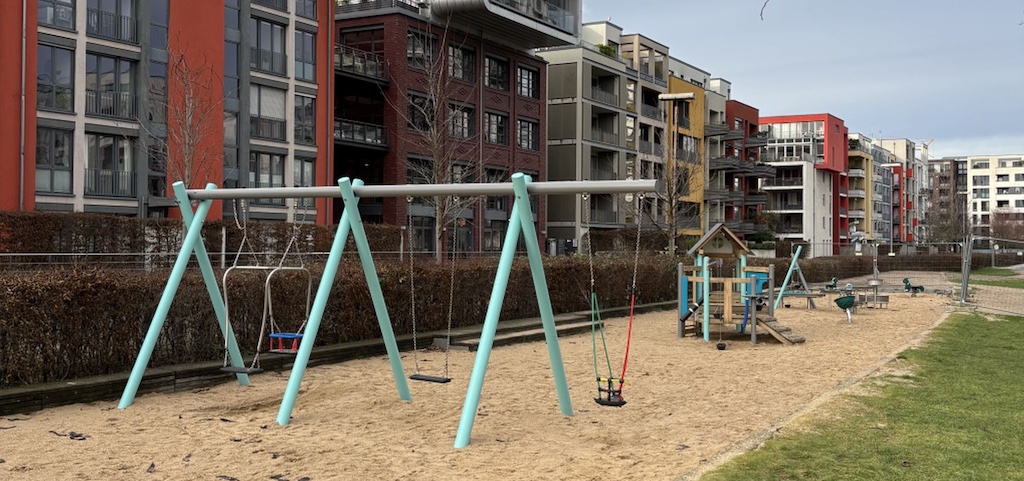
755, 317, 806, 345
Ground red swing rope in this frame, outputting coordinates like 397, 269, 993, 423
617, 194, 644, 394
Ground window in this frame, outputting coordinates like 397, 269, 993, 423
294, 95, 316, 145
516, 66, 539, 99
224, 41, 240, 99
39, 0, 75, 30
448, 103, 473, 138
342, 28, 385, 54
249, 151, 285, 204
147, 136, 167, 197
972, 176, 990, 186
407, 30, 434, 69
253, 0, 288, 11
449, 44, 475, 82
485, 56, 508, 90
484, 220, 507, 251
1016, 200, 1024, 208
981, 201, 989, 211
86, 0, 137, 44
485, 168, 507, 212
1016, 174, 1024, 182
294, 157, 315, 207
224, 112, 238, 146
148, 61, 167, 124
294, 31, 316, 82
249, 85, 287, 140
517, 118, 538, 150
225, 0, 240, 31
86, 133, 136, 197
407, 93, 433, 130
35, 127, 73, 194
150, 0, 168, 49
37, 44, 74, 112
249, 17, 287, 75
409, 216, 434, 252
85, 53, 136, 119
485, 112, 508, 145
996, 174, 1009, 182
296, 0, 317, 19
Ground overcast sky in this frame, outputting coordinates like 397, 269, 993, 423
581, 0, 1024, 158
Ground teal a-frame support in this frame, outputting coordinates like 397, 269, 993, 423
453, 173, 573, 448
118, 178, 410, 416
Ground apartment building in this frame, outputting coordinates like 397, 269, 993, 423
1, 0, 335, 222
846, 133, 874, 241
874, 138, 925, 243
334, 0, 579, 252
870, 141, 895, 242
706, 98, 772, 237
665, 58, 706, 236
536, 21, 634, 247
965, 155, 1024, 239
759, 113, 849, 258
926, 156, 967, 242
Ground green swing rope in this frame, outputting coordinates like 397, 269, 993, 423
584, 195, 615, 385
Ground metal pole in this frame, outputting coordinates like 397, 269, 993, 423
774, 245, 802, 310
119, 183, 216, 409
185, 179, 660, 200
701, 255, 710, 343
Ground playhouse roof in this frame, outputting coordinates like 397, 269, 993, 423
685, 223, 752, 258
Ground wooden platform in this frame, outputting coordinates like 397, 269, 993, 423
756, 318, 806, 345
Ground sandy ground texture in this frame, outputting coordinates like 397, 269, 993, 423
0, 291, 951, 481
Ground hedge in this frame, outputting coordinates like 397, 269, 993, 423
0, 254, 677, 387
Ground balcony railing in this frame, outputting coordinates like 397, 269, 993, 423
839, 208, 848, 216
590, 128, 618, 145
653, 143, 664, 157
675, 148, 698, 162
745, 192, 768, 205
590, 209, 617, 223
336, 0, 420, 15
251, 116, 287, 141
85, 89, 136, 120
849, 189, 866, 198
490, 0, 579, 35
771, 202, 804, 211
839, 187, 848, 196
588, 88, 619, 107
590, 166, 616, 181
334, 119, 388, 147
777, 225, 803, 234
335, 45, 389, 82
640, 104, 662, 120
654, 77, 667, 88
638, 140, 653, 154
745, 134, 767, 147
253, 0, 288, 11
639, 71, 654, 83
677, 116, 691, 129
762, 178, 803, 188
86, 9, 137, 44
85, 169, 136, 197
251, 47, 287, 76
848, 168, 866, 178
849, 209, 866, 219
704, 122, 728, 137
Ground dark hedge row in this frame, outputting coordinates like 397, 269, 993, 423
0, 254, 677, 387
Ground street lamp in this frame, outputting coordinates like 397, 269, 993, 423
657, 92, 695, 256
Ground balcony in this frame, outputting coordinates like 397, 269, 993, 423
653, 77, 667, 88
251, 47, 287, 76
744, 192, 768, 205
769, 202, 804, 211
335, 119, 388, 149
675, 148, 698, 162
640, 103, 662, 120
677, 117, 691, 129
762, 178, 803, 188
589, 208, 617, 223
777, 225, 803, 234
85, 89, 136, 120
638, 140, 652, 154
431, 0, 579, 48
839, 187, 848, 197
709, 156, 741, 172
704, 122, 728, 137
335, 45, 389, 84
721, 129, 744, 141
86, 9, 137, 44
653, 143, 664, 157
849, 168, 866, 178
251, 116, 287, 141
589, 128, 618, 145
893, 181, 900, 190
745, 133, 768, 148
639, 71, 654, 83
849, 189, 866, 198
588, 88, 619, 107
85, 169, 136, 198
590, 166, 616, 181
704, 187, 728, 201
839, 208, 848, 217
253, 0, 288, 11
849, 209, 866, 219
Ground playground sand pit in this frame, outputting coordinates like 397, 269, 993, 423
1, 293, 949, 480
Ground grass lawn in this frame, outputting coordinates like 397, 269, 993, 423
700, 313, 1024, 481
972, 267, 1019, 277
970, 278, 1024, 289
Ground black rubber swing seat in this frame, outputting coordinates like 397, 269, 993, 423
220, 366, 264, 375
409, 374, 452, 383
595, 378, 627, 407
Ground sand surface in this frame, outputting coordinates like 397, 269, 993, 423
0, 290, 951, 481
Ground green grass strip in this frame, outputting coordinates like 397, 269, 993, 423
970, 279, 1024, 290
701, 313, 1024, 481
972, 267, 1019, 277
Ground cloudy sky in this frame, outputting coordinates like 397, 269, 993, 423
581, 0, 1024, 158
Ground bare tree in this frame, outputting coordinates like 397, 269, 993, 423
991, 209, 1024, 240
623, 139, 704, 256
392, 22, 499, 260
925, 192, 968, 243
136, 38, 223, 191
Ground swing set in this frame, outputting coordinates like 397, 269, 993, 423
116, 174, 657, 448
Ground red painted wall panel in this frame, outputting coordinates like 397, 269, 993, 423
0, 0, 37, 211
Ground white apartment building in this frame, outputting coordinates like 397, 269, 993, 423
966, 155, 1024, 238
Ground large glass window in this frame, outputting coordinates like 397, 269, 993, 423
35, 127, 73, 194
249, 17, 287, 76
249, 85, 287, 140
448, 44, 474, 82
448, 103, 473, 139
86, 133, 136, 197
407, 30, 434, 69
484, 220, 507, 251
294, 95, 316, 145
517, 118, 538, 150
225, 0, 240, 31
294, 156, 315, 207
148, 60, 167, 124
485, 167, 507, 212
485, 112, 508, 145
86, 0, 137, 44
296, 0, 317, 19
249, 151, 285, 204
516, 66, 539, 99
224, 41, 240, 99
37, 44, 74, 112
39, 0, 75, 30
149, 0, 168, 50
85, 53, 136, 119
342, 29, 385, 54
485, 56, 508, 91
294, 31, 316, 82
407, 93, 433, 130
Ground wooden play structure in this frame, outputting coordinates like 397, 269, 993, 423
678, 224, 805, 345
